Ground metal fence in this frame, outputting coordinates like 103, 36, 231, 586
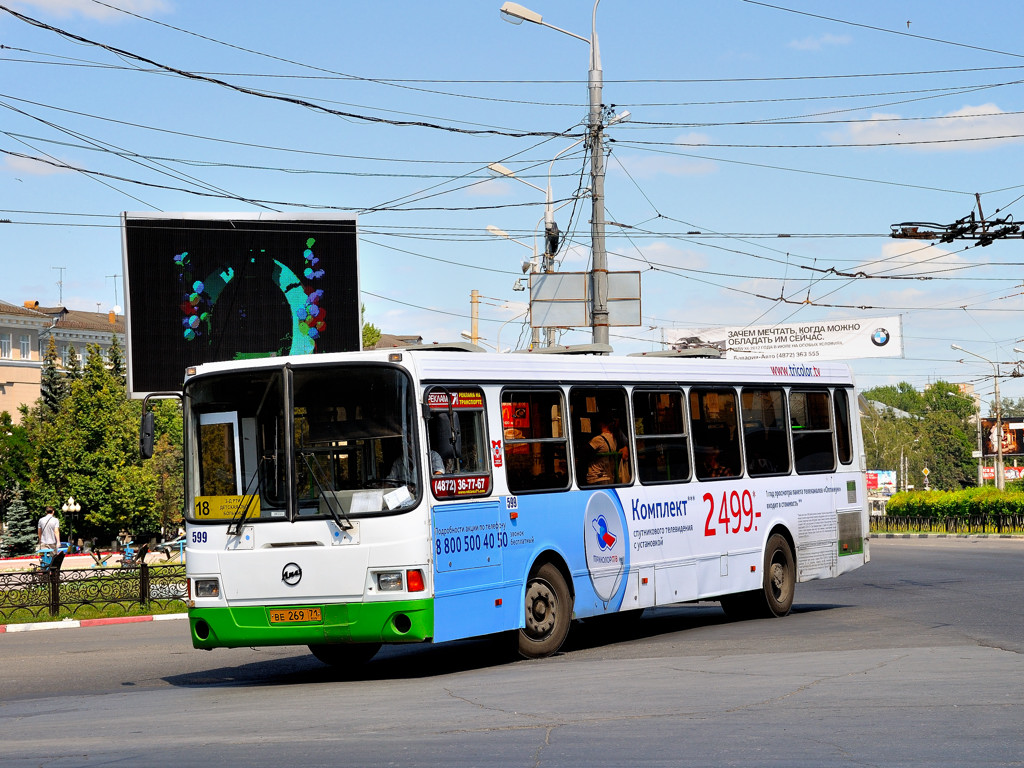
0, 562, 187, 622
871, 515, 1024, 535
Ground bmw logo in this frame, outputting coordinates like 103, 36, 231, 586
282, 563, 302, 586
871, 328, 890, 347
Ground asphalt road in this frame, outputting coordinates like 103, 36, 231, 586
2, 537, 1022, 767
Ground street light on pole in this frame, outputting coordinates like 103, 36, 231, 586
61, 495, 81, 552
500, 0, 611, 348
952, 344, 1004, 490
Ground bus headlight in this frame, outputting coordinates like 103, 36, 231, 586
194, 578, 220, 598
375, 571, 404, 591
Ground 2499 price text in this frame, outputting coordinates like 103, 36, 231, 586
703, 489, 760, 536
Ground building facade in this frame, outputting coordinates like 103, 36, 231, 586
0, 300, 125, 422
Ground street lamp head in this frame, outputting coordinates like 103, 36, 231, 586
486, 224, 510, 240
607, 109, 631, 126
499, 2, 542, 25
487, 162, 515, 178
951, 343, 963, 352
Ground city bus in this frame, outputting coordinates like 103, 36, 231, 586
160, 347, 869, 665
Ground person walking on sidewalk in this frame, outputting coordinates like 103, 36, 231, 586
37, 507, 60, 552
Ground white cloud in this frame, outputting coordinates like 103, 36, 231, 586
788, 33, 852, 51
836, 103, 1024, 152
465, 178, 512, 197
4, 154, 71, 176
11, 0, 170, 19
612, 153, 716, 179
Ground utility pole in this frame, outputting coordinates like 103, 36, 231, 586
470, 290, 480, 345
586, 3, 608, 347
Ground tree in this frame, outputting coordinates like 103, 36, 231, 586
998, 397, 1024, 418
861, 380, 977, 491
39, 335, 67, 419
28, 344, 156, 541
146, 399, 184, 537
861, 382, 923, 415
0, 486, 37, 557
922, 381, 975, 419
64, 344, 82, 382
107, 333, 126, 384
0, 411, 32, 523
361, 303, 381, 349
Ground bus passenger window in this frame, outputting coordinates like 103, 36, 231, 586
425, 387, 491, 499
501, 390, 570, 493
790, 390, 836, 473
690, 388, 742, 481
569, 387, 631, 488
741, 388, 791, 477
833, 388, 853, 465
633, 389, 689, 485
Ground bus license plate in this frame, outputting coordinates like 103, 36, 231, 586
269, 607, 322, 623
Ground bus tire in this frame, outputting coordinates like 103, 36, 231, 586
762, 533, 795, 617
308, 642, 381, 667
518, 562, 573, 659
721, 534, 795, 620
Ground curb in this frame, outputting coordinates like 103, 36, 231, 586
0, 613, 187, 634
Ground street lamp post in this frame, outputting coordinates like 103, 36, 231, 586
61, 495, 81, 552
952, 344, 1004, 490
500, 0, 610, 347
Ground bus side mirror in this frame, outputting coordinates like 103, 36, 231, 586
140, 411, 155, 459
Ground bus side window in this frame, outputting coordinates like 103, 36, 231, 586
741, 388, 791, 477
790, 390, 836, 473
633, 389, 690, 485
569, 387, 631, 488
833, 388, 853, 465
690, 388, 743, 481
501, 390, 570, 493
428, 411, 460, 475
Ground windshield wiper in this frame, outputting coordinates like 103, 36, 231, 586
298, 450, 353, 531
227, 456, 267, 537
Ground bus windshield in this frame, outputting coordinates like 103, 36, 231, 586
185, 364, 421, 522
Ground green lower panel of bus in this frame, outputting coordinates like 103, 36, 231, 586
189, 598, 434, 649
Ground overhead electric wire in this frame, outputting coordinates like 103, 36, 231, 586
0, 5, 583, 139
741, 0, 1024, 60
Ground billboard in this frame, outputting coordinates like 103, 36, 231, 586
664, 315, 903, 361
122, 213, 360, 397
529, 271, 641, 328
981, 418, 1024, 458
867, 470, 897, 495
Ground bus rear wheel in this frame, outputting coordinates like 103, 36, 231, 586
721, 533, 795, 620
308, 642, 381, 667
518, 563, 573, 659
763, 533, 795, 616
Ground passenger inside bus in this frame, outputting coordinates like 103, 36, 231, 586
427, 412, 460, 474
586, 416, 627, 485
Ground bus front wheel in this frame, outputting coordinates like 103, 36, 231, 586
308, 642, 381, 667
518, 563, 573, 659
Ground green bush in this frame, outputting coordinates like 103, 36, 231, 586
885, 488, 1024, 518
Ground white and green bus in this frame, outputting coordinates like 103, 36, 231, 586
159, 347, 869, 664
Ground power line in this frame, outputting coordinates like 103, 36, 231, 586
0, 5, 583, 140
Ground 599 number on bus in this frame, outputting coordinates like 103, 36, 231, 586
703, 489, 760, 536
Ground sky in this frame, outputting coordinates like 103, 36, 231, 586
2, 0, 1024, 407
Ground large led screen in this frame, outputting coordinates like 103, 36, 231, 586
122, 213, 359, 397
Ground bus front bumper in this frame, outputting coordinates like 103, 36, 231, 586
189, 599, 433, 649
